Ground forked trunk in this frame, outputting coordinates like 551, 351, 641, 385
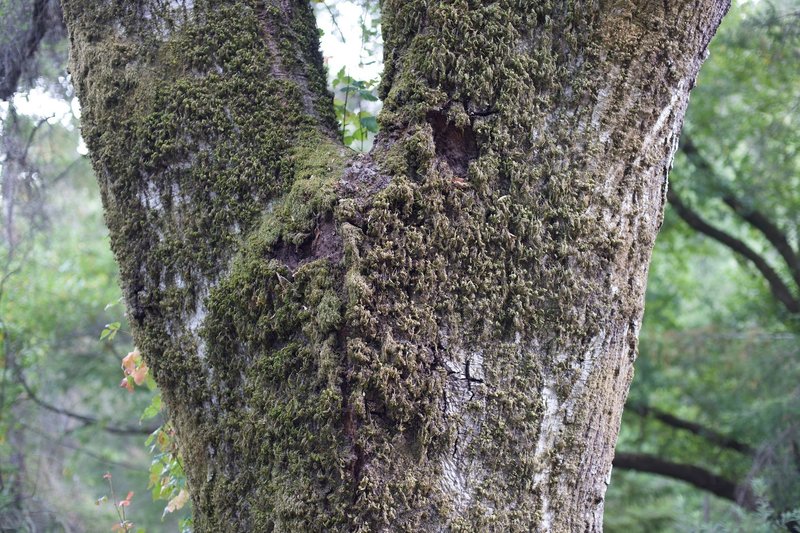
62, 1, 728, 530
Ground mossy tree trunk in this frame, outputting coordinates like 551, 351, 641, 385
61, 0, 728, 531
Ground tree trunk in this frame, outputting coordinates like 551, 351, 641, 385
61, 1, 728, 531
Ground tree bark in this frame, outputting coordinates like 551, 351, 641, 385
61, 0, 728, 531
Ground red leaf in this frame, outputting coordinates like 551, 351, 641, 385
119, 491, 134, 507
120, 377, 134, 392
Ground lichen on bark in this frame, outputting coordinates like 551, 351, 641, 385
63, 0, 730, 531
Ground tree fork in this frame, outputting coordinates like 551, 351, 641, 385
62, 0, 729, 531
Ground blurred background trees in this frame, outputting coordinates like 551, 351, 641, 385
0, 0, 797, 530
608, 2, 800, 530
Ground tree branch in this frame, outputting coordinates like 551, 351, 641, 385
721, 193, 800, 290
668, 188, 800, 314
16, 420, 145, 471
680, 136, 800, 291
16, 371, 158, 436
0, 0, 53, 100
613, 452, 757, 511
629, 403, 755, 455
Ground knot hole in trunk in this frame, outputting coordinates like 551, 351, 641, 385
426, 110, 478, 177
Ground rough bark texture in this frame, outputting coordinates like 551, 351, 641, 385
61, 0, 728, 531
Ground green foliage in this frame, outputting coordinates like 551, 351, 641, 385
0, 101, 184, 531
332, 66, 380, 150
145, 423, 189, 519
315, 0, 383, 151
101, 321, 122, 341
606, 1, 800, 530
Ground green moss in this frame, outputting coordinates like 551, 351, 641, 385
328, 0, 631, 529
63, 0, 354, 528
195, 253, 350, 530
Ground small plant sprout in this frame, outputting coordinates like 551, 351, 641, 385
96, 472, 136, 532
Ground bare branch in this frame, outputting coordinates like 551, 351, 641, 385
20, 114, 53, 163
668, 188, 800, 314
680, 136, 800, 290
15, 370, 158, 436
613, 452, 757, 511
0, 0, 53, 100
721, 193, 800, 290
629, 402, 755, 455
16, 420, 144, 471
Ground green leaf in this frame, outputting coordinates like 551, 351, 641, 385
360, 115, 379, 133
100, 321, 120, 340
141, 394, 162, 421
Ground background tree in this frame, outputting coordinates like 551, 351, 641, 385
0, 3, 186, 529
607, 2, 800, 530
57, 0, 727, 530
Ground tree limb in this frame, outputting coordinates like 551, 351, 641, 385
668, 188, 800, 314
613, 452, 757, 511
0, 0, 53, 100
629, 402, 755, 455
15, 371, 158, 436
680, 136, 800, 290
721, 193, 800, 290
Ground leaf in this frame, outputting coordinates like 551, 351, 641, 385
148, 464, 161, 488
140, 394, 162, 421
120, 376, 134, 392
360, 115, 379, 133
101, 322, 121, 341
359, 90, 379, 102
351, 129, 367, 142
120, 349, 148, 389
145, 428, 159, 447
165, 489, 190, 514
156, 429, 170, 449
121, 349, 140, 373
132, 364, 149, 386
119, 491, 134, 507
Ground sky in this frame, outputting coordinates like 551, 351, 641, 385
315, 0, 383, 83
